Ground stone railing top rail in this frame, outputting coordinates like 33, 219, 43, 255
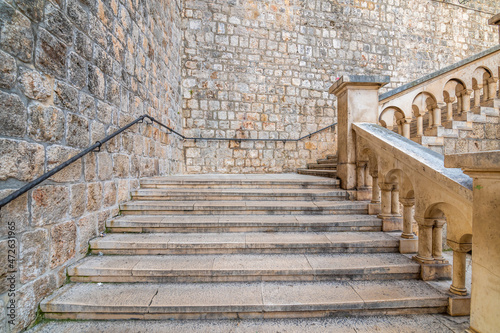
379, 44, 500, 102
353, 123, 473, 195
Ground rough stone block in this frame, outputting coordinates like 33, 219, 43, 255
0, 49, 17, 88
77, 214, 98, 254
113, 154, 130, 177
54, 80, 79, 112
35, 29, 67, 78
50, 221, 76, 268
97, 100, 113, 123
399, 237, 418, 254
0, 138, 44, 181
0, 239, 14, 294
45, 3, 74, 44
28, 103, 65, 142
75, 30, 93, 60
448, 295, 471, 316
20, 229, 49, 283
88, 64, 105, 99
0, 3, 34, 62
31, 185, 70, 227
103, 181, 117, 207
420, 262, 452, 281
16, 0, 44, 22
67, 113, 89, 148
97, 152, 113, 180
0, 190, 29, 236
67, 0, 89, 31
84, 153, 97, 181
18, 68, 52, 100
117, 179, 129, 202
46, 145, 82, 182
70, 183, 87, 217
86, 182, 103, 212
0, 91, 27, 137
69, 52, 87, 89
80, 92, 96, 118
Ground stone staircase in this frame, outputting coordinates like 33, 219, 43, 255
40, 174, 448, 321
297, 154, 338, 178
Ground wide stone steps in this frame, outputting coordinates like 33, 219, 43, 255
130, 188, 348, 201
119, 200, 368, 215
140, 174, 339, 189
306, 163, 337, 169
107, 214, 383, 233
40, 280, 448, 320
68, 253, 420, 283
297, 169, 338, 178
89, 232, 399, 255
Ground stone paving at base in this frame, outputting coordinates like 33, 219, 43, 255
28, 314, 469, 333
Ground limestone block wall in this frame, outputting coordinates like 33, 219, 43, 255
0, 0, 183, 331
181, 0, 500, 173
443, 121, 500, 154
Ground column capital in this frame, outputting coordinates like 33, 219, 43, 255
447, 239, 472, 253
414, 216, 435, 227
379, 182, 394, 191
400, 198, 415, 207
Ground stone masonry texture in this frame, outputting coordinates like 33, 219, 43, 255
181, 0, 499, 173
0, 0, 499, 331
0, 0, 183, 331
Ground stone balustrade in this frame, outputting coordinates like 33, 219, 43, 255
378, 45, 500, 154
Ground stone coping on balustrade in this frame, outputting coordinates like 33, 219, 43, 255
329, 75, 390, 94
353, 123, 473, 192
488, 13, 500, 25
445, 150, 500, 171
379, 44, 500, 102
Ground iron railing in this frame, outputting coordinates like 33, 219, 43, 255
0, 114, 336, 209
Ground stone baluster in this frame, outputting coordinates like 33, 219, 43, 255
402, 118, 411, 139
365, 171, 372, 188
473, 85, 482, 108
414, 217, 435, 263
486, 77, 498, 101
371, 174, 381, 204
448, 242, 471, 296
445, 97, 455, 121
456, 91, 463, 114
391, 184, 400, 216
356, 162, 366, 189
427, 109, 433, 129
400, 198, 415, 239
432, 219, 446, 261
378, 182, 393, 218
416, 115, 423, 136
461, 89, 472, 113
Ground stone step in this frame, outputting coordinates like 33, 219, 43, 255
140, 174, 339, 189
107, 214, 383, 233
306, 163, 337, 170
119, 200, 368, 215
326, 154, 337, 160
40, 280, 448, 320
297, 169, 338, 178
68, 253, 420, 283
131, 188, 346, 201
317, 158, 337, 164
89, 232, 399, 255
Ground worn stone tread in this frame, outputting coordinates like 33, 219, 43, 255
40, 280, 447, 319
68, 253, 420, 282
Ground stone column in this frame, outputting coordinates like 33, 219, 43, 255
329, 76, 390, 190
378, 182, 402, 231
402, 118, 411, 139
416, 115, 423, 136
400, 198, 415, 239
378, 183, 392, 218
486, 77, 498, 101
445, 97, 455, 121
448, 242, 470, 296
427, 109, 433, 129
456, 92, 463, 114
432, 107, 442, 128
445, 150, 500, 332
432, 219, 446, 261
356, 162, 366, 189
399, 198, 418, 254
365, 172, 372, 187
368, 173, 381, 215
414, 217, 434, 263
461, 89, 472, 113
391, 184, 400, 216
473, 86, 482, 108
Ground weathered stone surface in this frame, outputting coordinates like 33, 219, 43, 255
84, 152, 97, 181
103, 180, 117, 207
67, 113, 89, 148
97, 152, 113, 180
18, 67, 52, 100
16, 0, 44, 21
97, 100, 113, 124
0, 239, 14, 294
35, 29, 67, 78
0, 91, 27, 137
45, 3, 73, 44
69, 52, 87, 89
70, 183, 86, 217
113, 154, 130, 177
75, 30, 93, 60
46, 145, 82, 182
91, 120, 106, 143
80, 92, 96, 118
28, 103, 65, 142
0, 189, 29, 236
116, 179, 129, 202
54, 80, 78, 112
86, 182, 103, 212
20, 229, 49, 283
67, 0, 89, 31
0, 138, 44, 181
50, 221, 76, 268
0, 2, 34, 62
77, 214, 97, 254
0, 49, 16, 88
88, 64, 105, 99
31, 185, 70, 227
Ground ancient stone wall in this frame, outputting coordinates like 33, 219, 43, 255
0, 0, 183, 331
181, 0, 500, 173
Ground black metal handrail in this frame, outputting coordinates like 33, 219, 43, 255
0, 114, 336, 209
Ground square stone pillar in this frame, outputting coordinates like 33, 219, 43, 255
488, 13, 500, 44
445, 151, 500, 333
329, 76, 390, 190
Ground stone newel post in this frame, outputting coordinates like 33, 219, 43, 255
329, 76, 390, 190
445, 151, 500, 333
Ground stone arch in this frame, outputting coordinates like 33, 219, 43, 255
379, 107, 407, 136
383, 168, 414, 199
424, 202, 469, 244
412, 92, 437, 134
